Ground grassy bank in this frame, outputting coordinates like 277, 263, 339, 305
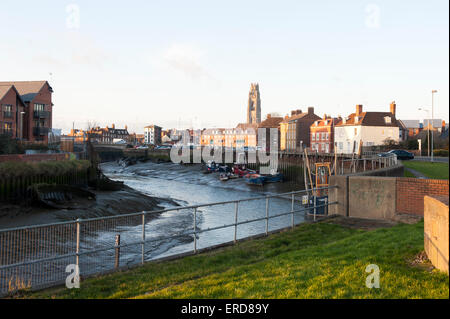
402, 161, 449, 179
0, 160, 90, 179
21, 220, 448, 299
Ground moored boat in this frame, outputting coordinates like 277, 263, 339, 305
244, 173, 266, 186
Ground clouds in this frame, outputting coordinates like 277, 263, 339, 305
159, 44, 213, 80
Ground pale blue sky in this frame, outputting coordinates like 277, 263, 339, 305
0, 0, 448, 133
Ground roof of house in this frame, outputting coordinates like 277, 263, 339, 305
336, 111, 399, 127
423, 119, 443, 128
0, 81, 52, 102
311, 117, 338, 128
0, 84, 27, 106
282, 111, 320, 124
258, 116, 284, 128
236, 123, 258, 131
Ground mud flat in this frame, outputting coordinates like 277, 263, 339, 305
0, 185, 176, 230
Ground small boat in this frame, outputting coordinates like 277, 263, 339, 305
206, 160, 219, 172
244, 173, 266, 186
228, 173, 239, 179
232, 163, 253, 177
219, 173, 229, 181
263, 172, 284, 183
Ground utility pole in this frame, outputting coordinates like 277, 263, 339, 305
431, 90, 437, 162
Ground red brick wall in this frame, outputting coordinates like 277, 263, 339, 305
396, 178, 449, 215
0, 153, 69, 163
0, 87, 24, 138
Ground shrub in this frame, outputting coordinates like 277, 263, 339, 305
0, 160, 91, 179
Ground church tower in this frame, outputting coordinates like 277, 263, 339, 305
247, 83, 261, 124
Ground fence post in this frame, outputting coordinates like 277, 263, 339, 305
114, 234, 121, 268
313, 192, 317, 221
76, 218, 80, 268
193, 207, 197, 253
141, 212, 145, 265
291, 193, 294, 229
265, 196, 269, 235
234, 201, 239, 243
363, 159, 366, 172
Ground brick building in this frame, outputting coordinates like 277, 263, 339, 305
0, 81, 53, 143
0, 85, 26, 138
310, 115, 337, 153
283, 107, 321, 152
258, 114, 284, 152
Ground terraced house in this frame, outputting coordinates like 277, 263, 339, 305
0, 81, 53, 143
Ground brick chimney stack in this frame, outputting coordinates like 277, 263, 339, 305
390, 101, 396, 117
267, 114, 271, 119
112, 123, 115, 129
356, 105, 363, 116
308, 107, 314, 114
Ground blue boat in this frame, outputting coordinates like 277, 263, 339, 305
263, 173, 284, 183
244, 173, 266, 186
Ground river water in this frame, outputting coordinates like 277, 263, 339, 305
96, 161, 309, 266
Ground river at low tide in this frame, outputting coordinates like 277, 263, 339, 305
99, 160, 308, 263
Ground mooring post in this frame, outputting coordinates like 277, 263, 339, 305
193, 207, 197, 253
114, 234, 120, 269
313, 192, 317, 221
76, 218, 80, 268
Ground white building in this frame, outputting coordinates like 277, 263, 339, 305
144, 125, 162, 145
334, 103, 401, 154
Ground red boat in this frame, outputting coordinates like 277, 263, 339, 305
232, 164, 257, 177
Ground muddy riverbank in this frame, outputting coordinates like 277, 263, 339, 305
0, 185, 176, 229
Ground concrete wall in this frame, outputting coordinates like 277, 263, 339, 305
424, 196, 449, 274
329, 175, 396, 219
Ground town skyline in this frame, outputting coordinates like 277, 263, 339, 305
0, 1, 448, 134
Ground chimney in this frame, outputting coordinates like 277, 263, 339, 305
285, 114, 289, 120
323, 114, 327, 120
125, 125, 128, 130
297, 109, 302, 114
112, 123, 115, 129
390, 101, 396, 117
267, 114, 271, 119
308, 107, 314, 114
356, 104, 363, 116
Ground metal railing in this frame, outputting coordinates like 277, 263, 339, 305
338, 154, 398, 175
0, 186, 337, 296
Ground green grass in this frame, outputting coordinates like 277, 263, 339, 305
402, 161, 449, 179
403, 169, 416, 178
20, 220, 449, 299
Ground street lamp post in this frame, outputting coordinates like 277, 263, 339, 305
418, 108, 430, 157
431, 90, 437, 162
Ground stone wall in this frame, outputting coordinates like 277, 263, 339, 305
424, 196, 449, 274
0, 153, 69, 163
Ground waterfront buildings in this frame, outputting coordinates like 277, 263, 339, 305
310, 115, 338, 153
144, 125, 162, 145
258, 114, 284, 152
0, 85, 26, 139
283, 107, 321, 152
0, 81, 53, 143
334, 103, 401, 154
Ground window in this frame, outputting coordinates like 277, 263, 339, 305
34, 103, 45, 112
311, 133, 315, 141
316, 133, 320, 140
384, 116, 391, 124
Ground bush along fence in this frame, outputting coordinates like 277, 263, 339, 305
0, 160, 91, 203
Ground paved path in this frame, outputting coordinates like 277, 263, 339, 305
405, 167, 428, 179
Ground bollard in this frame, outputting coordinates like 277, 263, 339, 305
114, 234, 120, 269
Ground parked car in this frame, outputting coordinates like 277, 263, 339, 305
387, 149, 414, 160
136, 145, 149, 149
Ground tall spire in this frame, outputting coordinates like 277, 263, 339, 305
247, 83, 261, 124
